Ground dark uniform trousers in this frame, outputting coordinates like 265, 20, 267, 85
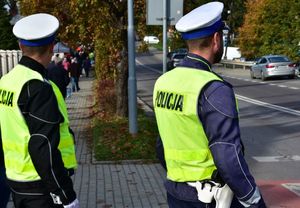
167, 192, 244, 208
12, 192, 64, 208
167, 192, 216, 208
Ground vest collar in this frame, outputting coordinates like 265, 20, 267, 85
19, 56, 47, 78
179, 53, 212, 72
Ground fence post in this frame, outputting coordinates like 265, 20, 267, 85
18, 50, 22, 61
0, 50, 3, 76
0, 50, 8, 76
12, 50, 19, 68
7, 51, 13, 72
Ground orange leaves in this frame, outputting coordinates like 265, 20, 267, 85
238, 0, 300, 60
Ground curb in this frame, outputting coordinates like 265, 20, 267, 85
137, 96, 154, 116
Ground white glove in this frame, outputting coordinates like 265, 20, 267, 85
63, 199, 80, 208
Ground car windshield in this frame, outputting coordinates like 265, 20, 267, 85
268, 56, 290, 63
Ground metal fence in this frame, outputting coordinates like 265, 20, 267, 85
0, 50, 22, 77
221, 59, 254, 70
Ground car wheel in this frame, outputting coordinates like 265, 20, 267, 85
250, 70, 255, 79
288, 75, 295, 79
261, 71, 266, 81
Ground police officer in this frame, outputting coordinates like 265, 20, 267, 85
154, 2, 266, 208
0, 13, 79, 208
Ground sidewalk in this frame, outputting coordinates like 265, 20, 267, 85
7, 75, 168, 208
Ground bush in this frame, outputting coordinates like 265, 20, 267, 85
92, 111, 158, 161
92, 79, 158, 161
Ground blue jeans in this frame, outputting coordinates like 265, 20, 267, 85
71, 77, 79, 92
0, 166, 10, 208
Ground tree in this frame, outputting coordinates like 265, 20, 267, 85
238, 0, 300, 60
168, 0, 246, 50
0, 0, 18, 49
18, 0, 148, 118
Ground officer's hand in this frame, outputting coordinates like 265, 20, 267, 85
63, 198, 80, 208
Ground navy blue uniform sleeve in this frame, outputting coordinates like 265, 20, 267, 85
19, 80, 76, 205
0, 129, 4, 168
156, 136, 166, 170
199, 81, 264, 205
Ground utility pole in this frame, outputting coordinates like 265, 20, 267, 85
128, 0, 138, 135
162, 0, 168, 73
224, 1, 234, 60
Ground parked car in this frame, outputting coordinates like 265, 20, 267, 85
167, 48, 188, 59
295, 62, 300, 77
250, 55, 297, 80
167, 53, 187, 71
143, 36, 159, 44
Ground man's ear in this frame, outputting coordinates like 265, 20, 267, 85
19, 42, 24, 51
212, 32, 222, 51
49, 43, 54, 53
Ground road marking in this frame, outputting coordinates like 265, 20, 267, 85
136, 59, 162, 74
258, 180, 300, 208
278, 84, 288, 88
236, 94, 300, 116
223, 75, 299, 90
282, 183, 300, 197
253, 155, 300, 162
136, 64, 300, 116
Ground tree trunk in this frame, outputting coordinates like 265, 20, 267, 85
116, 46, 128, 117
116, 24, 128, 118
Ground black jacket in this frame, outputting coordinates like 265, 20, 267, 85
0, 56, 76, 205
47, 61, 70, 99
0, 130, 4, 168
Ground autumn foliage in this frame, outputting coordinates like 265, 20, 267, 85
238, 0, 300, 60
19, 0, 148, 118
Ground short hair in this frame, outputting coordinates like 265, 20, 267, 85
21, 44, 51, 56
186, 30, 222, 51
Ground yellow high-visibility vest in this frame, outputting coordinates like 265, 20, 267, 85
153, 67, 222, 182
0, 64, 77, 181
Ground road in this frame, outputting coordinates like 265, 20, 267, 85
136, 48, 300, 207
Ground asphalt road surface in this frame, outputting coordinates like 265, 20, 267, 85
136, 48, 300, 207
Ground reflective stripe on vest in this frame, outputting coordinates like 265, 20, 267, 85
0, 65, 77, 181
153, 67, 222, 182
50, 81, 77, 169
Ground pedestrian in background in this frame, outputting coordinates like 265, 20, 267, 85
69, 57, 81, 92
62, 56, 71, 72
52, 53, 62, 65
0, 13, 79, 208
82, 56, 91, 78
47, 59, 70, 99
153, 2, 266, 208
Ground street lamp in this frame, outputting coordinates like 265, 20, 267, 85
223, 10, 231, 60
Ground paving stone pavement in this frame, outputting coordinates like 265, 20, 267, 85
7, 75, 168, 208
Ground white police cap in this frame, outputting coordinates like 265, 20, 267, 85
13, 13, 59, 47
175, 2, 224, 40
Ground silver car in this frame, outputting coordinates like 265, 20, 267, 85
250, 55, 296, 80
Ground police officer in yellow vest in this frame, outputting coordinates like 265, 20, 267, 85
154, 2, 266, 208
0, 13, 79, 208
